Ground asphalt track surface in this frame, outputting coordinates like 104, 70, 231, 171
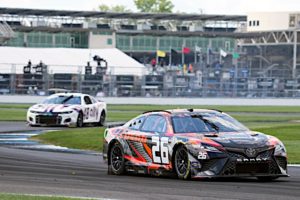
0, 122, 299, 199
0, 147, 299, 200
0, 121, 66, 133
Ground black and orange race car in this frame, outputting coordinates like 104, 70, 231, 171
103, 109, 288, 180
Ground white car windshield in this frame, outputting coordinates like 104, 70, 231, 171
42, 95, 81, 105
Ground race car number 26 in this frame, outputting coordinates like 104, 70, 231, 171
151, 136, 169, 164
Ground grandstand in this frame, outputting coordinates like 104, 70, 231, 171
0, 7, 299, 97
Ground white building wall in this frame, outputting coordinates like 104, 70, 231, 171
88, 32, 115, 49
247, 12, 291, 32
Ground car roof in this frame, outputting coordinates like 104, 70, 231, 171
50, 92, 88, 97
143, 109, 222, 115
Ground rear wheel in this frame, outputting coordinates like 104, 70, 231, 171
76, 112, 84, 128
174, 145, 191, 180
109, 142, 125, 175
98, 111, 106, 126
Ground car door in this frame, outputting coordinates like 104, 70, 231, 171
139, 115, 170, 165
89, 96, 103, 122
82, 95, 96, 123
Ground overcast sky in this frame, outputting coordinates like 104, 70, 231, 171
1, 0, 300, 14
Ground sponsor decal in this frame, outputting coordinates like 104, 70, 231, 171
198, 152, 208, 160
245, 148, 257, 157
236, 158, 269, 162
191, 161, 201, 168
151, 136, 169, 164
123, 134, 147, 143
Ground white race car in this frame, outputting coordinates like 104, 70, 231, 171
27, 93, 106, 127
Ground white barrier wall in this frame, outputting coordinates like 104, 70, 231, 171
1, 95, 300, 106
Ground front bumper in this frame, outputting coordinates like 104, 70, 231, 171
189, 149, 288, 178
27, 112, 78, 126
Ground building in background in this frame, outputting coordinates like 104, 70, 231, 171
0, 8, 300, 97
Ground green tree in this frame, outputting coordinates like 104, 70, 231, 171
134, 0, 174, 13
98, 4, 131, 12
157, 0, 174, 13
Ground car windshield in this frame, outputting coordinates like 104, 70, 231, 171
42, 95, 81, 105
172, 113, 248, 134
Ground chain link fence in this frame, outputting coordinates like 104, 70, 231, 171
0, 62, 300, 98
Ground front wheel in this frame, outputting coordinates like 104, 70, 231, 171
109, 142, 125, 175
174, 145, 191, 180
76, 112, 84, 128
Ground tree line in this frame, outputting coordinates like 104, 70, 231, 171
99, 0, 174, 13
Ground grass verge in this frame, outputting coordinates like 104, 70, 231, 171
0, 108, 27, 121
108, 104, 300, 113
2, 104, 300, 121
32, 124, 300, 163
254, 125, 300, 164
32, 128, 106, 152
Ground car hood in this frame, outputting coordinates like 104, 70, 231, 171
206, 131, 269, 148
29, 104, 81, 113
176, 131, 269, 149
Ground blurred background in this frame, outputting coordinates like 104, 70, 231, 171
1, 0, 300, 98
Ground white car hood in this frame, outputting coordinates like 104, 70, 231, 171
29, 104, 81, 113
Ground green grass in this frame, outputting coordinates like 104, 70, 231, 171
107, 111, 141, 122
0, 104, 32, 109
2, 103, 300, 113
254, 125, 300, 164
2, 103, 300, 122
108, 104, 300, 113
0, 108, 26, 121
232, 115, 300, 123
32, 124, 300, 163
0, 193, 95, 200
32, 128, 106, 152
1, 103, 299, 163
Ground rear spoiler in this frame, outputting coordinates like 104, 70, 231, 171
106, 122, 126, 128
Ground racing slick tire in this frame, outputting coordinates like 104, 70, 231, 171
98, 111, 106, 127
257, 176, 279, 181
109, 142, 125, 175
76, 112, 84, 128
28, 123, 39, 127
174, 145, 191, 180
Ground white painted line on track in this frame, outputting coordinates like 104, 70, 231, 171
0, 133, 38, 136
288, 164, 300, 167
0, 138, 28, 141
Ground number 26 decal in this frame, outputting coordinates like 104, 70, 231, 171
152, 136, 169, 164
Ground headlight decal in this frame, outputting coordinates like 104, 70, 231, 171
275, 143, 287, 156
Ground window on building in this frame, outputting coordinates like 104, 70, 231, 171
289, 15, 296, 27
256, 20, 260, 26
249, 21, 252, 26
297, 14, 300, 27
252, 21, 256, 26
107, 38, 113, 45
225, 41, 231, 51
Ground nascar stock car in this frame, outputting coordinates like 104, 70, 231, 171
27, 93, 106, 127
103, 109, 288, 180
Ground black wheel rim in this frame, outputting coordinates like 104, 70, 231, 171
100, 113, 105, 125
111, 145, 123, 171
78, 114, 83, 127
175, 148, 189, 176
